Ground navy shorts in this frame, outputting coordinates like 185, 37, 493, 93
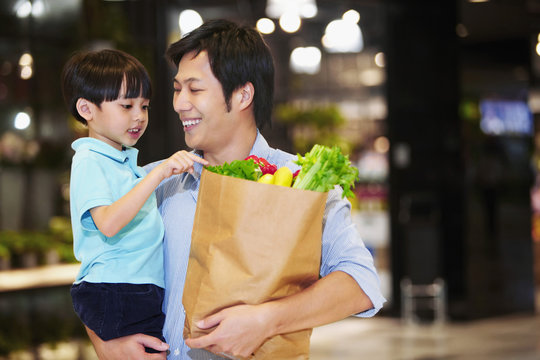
71, 282, 165, 345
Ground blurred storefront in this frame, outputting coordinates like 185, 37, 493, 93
0, 0, 539, 358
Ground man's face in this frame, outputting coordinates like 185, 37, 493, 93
172, 50, 236, 155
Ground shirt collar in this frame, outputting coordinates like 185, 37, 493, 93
249, 130, 271, 158
72, 137, 139, 165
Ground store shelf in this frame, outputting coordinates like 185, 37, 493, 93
0, 263, 79, 292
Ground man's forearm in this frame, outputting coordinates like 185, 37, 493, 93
264, 270, 373, 336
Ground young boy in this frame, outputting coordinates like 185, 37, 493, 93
61, 49, 207, 351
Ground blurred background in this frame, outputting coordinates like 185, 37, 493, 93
0, 0, 539, 358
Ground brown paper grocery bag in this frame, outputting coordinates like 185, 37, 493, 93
183, 169, 328, 359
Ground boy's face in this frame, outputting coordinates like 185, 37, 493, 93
172, 50, 240, 158
84, 86, 150, 151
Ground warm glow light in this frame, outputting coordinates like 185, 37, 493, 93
290, 46, 321, 74
322, 19, 363, 53
256, 18, 275, 34
31, 0, 44, 17
374, 136, 390, 154
179, 9, 203, 37
359, 68, 384, 86
456, 23, 468, 38
374, 52, 385, 67
20, 65, 32, 79
279, 12, 301, 33
266, 0, 317, 19
536, 42, 540, 56
15, 0, 32, 18
18, 53, 33, 66
14, 112, 31, 130
342, 9, 360, 24
300, 3, 317, 18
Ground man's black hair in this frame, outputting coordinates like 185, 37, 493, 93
166, 19, 274, 129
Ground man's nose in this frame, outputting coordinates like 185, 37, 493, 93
173, 91, 192, 113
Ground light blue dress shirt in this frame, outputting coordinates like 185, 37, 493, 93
70, 138, 165, 288
146, 133, 386, 359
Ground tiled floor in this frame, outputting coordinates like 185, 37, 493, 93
310, 313, 540, 360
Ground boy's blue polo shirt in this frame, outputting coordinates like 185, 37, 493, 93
70, 138, 164, 288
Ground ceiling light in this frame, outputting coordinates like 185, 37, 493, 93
15, 0, 32, 18
279, 13, 301, 33
19, 53, 33, 67
179, 9, 203, 37
31, 0, 44, 17
266, 0, 317, 19
256, 18, 275, 34
343, 9, 360, 24
14, 112, 31, 130
322, 18, 364, 53
290, 46, 321, 74
374, 52, 385, 67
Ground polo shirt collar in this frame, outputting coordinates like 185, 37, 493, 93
72, 137, 139, 166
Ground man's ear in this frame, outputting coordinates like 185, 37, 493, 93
76, 98, 94, 122
235, 82, 254, 111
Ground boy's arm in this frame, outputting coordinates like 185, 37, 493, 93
91, 151, 207, 237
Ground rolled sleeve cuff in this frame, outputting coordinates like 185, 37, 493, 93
337, 266, 387, 318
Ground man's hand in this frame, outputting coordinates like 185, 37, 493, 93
185, 304, 274, 359
185, 272, 373, 359
86, 327, 168, 360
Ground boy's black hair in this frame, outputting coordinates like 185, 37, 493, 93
61, 49, 152, 125
166, 19, 274, 129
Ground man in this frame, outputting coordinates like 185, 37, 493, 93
86, 19, 385, 360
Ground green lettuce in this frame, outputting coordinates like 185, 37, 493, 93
205, 159, 261, 181
292, 144, 359, 198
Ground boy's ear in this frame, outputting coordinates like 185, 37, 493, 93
235, 82, 254, 111
76, 98, 94, 122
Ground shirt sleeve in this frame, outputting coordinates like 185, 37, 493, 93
320, 186, 387, 317
71, 156, 114, 231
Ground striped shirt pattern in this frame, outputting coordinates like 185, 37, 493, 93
145, 133, 386, 359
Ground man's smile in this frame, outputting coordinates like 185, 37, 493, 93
182, 118, 201, 131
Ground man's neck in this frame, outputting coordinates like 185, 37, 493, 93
203, 126, 258, 166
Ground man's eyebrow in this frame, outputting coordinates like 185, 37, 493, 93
173, 77, 201, 85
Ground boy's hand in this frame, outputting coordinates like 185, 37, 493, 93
159, 151, 208, 179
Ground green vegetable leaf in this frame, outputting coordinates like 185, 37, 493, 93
292, 144, 359, 198
205, 159, 261, 181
